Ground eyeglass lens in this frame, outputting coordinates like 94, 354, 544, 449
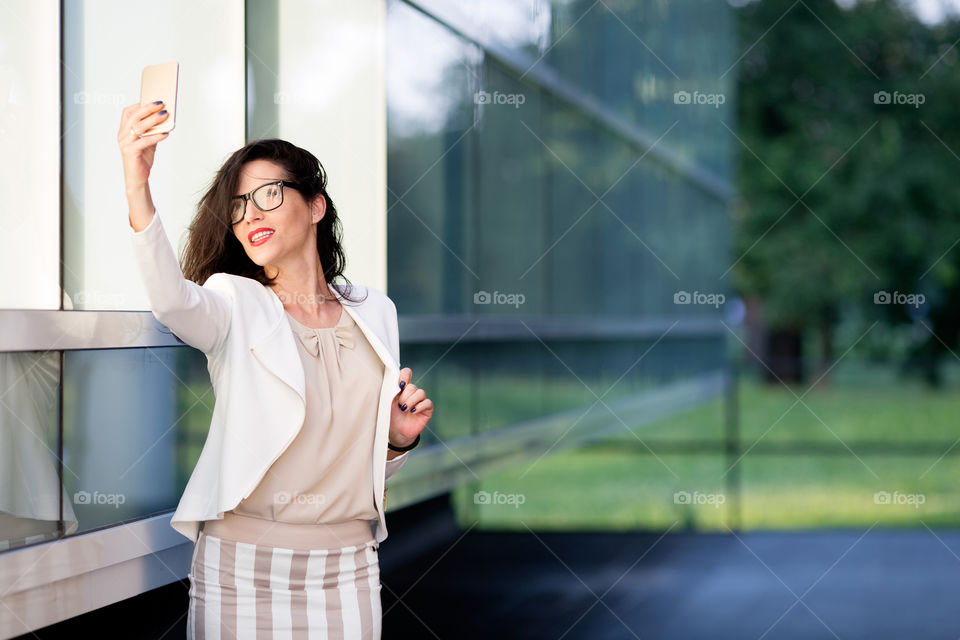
231, 182, 284, 223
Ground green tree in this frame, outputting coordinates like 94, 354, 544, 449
734, 0, 960, 386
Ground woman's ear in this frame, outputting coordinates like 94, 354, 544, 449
310, 193, 327, 225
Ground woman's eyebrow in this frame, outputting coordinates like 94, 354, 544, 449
234, 179, 284, 196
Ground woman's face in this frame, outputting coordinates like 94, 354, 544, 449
231, 159, 324, 272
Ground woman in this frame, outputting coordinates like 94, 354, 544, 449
118, 101, 432, 638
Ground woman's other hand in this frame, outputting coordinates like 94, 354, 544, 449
389, 367, 433, 447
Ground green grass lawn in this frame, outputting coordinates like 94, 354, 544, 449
452, 360, 960, 531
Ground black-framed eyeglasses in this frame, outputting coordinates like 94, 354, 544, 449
230, 180, 303, 225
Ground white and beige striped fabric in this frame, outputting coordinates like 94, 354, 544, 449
187, 528, 382, 639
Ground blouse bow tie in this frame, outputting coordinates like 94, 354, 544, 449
294, 322, 354, 366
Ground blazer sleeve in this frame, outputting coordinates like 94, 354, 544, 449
383, 293, 411, 482
129, 209, 233, 355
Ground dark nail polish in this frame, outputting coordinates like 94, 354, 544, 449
399, 380, 406, 390
154, 100, 162, 104
400, 403, 407, 411
159, 109, 167, 115
410, 407, 416, 413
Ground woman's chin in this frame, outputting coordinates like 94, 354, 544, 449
247, 250, 274, 266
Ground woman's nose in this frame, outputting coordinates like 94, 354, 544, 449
243, 198, 263, 222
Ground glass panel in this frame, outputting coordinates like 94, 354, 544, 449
386, 0, 731, 458
0, 351, 62, 549
386, 2, 482, 313
247, 0, 389, 291
61, 0, 245, 312
423, 0, 737, 179
0, 1, 60, 309
474, 62, 544, 314
62, 347, 211, 533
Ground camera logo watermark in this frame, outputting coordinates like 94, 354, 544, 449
674, 290, 725, 308
274, 91, 312, 105
874, 490, 925, 509
273, 291, 334, 306
874, 290, 925, 308
72, 290, 126, 308
474, 490, 526, 508
474, 290, 525, 308
674, 90, 725, 108
474, 91, 526, 108
274, 491, 326, 506
74, 90, 126, 106
73, 490, 126, 508
673, 490, 725, 508
873, 91, 925, 108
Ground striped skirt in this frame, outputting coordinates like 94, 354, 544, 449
187, 513, 382, 639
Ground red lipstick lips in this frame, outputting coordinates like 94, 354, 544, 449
249, 227, 275, 246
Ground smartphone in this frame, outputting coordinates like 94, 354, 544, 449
139, 61, 178, 135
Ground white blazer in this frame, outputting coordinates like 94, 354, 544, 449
129, 210, 410, 545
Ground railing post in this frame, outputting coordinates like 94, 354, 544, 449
724, 356, 742, 531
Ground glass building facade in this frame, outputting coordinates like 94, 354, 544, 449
385, 0, 734, 507
0, 0, 733, 634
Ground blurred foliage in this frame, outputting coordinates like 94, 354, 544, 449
733, 0, 960, 385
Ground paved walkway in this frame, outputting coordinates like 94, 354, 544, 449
381, 528, 960, 639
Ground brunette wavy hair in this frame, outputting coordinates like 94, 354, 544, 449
179, 138, 366, 306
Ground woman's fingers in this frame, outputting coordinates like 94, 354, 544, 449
117, 101, 170, 190
132, 109, 169, 137
395, 368, 432, 412
398, 386, 430, 413
119, 101, 166, 140
121, 101, 159, 120
132, 132, 170, 150
399, 387, 425, 408
412, 398, 432, 414
397, 381, 417, 402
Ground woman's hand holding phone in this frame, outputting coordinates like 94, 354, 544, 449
117, 102, 169, 231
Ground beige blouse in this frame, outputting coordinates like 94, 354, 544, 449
228, 303, 384, 525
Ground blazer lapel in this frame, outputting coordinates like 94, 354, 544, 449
337, 297, 399, 373
250, 307, 306, 406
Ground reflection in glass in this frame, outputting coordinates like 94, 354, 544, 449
0, 351, 72, 550
386, 1, 482, 139
62, 347, 211, 534
385, 0, 731, 452
61, 0, 245, 312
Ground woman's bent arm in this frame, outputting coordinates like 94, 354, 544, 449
129, 205, 232, 355
120, 102, 232, 355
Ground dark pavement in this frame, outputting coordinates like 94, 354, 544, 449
381, 525, 960, 639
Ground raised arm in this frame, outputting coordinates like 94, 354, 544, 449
129, 209, 232, 354
120, 102, 232, 355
